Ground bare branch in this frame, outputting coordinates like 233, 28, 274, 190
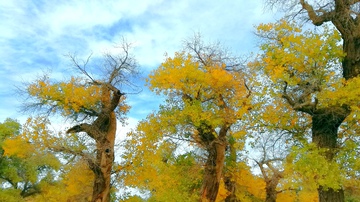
68, 53, 97, 83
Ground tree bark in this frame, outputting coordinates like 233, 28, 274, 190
66, 85, 121, 202
224, 136, 239, 202
265, 185, 277, 202
340, 35, 360, 80
318, 186, 345, 202
257, 161, 282, 202
91, 111, 116, 202
201, 137, 227, 202
311, 107, 349, 202
200, 125, 228, 202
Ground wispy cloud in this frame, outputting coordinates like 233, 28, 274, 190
0, 0, 277, 124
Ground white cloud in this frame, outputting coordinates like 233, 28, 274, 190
0, 0, 278, 124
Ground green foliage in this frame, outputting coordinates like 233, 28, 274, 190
286, 143, 342, 190
121, 113, 202, 201
0, 118, 60, 199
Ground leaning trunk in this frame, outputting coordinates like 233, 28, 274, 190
201, 137, 227, 202
311, 108, 349, 202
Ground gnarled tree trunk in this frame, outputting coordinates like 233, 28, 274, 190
91, 111, 116, 202
67, 85, 122, 202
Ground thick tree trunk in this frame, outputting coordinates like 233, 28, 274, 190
66, 86, 121, 202
201, 137, 227, 202
297, 2, 360, 202
261, 167, 282, 202
318, 186, 344, 202
224, 137, 239, 202
91, 112, 116, 202
341, 36, 360, 80
311, 107, 349, 202
265, 185, 277, 202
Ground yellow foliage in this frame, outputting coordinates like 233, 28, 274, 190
215, 179, 230, 202
297, 190, 318, 202
277, 191, 297, 202
251, 19, 346, 110
285, 143, 343, 191
3, 136, 33, 158
148, 51, 249, 124
121, 114, 202, 201
27, 76, 128, 118
231, 163, 266, 200
62, 160, 94, 200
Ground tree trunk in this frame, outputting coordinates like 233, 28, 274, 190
342, 37, 360, 79
318, 186, 345, 202
265, 185, 277, 202
201, 137, 227, 202
224, 177, 238, 202
224, 136, 239, 202
311, 107, 349, 202
91, 111, 116, 202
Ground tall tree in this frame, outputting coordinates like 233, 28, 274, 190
24, 42, 138, 202
264, 1, 360, 200
251, 19, 353, 201
147, 36, 251, 201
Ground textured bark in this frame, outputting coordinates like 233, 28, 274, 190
201, 138, 227, 202
256, 160, 283, 202
67, 85, 122, 202
341, 36, 360, 80
200, 125, 228, 202
311, 108, 348, 157
224, 178, 238, 202
265, 185, 277, 202
91, 111, 116, 202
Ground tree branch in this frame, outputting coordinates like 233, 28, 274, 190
300, 0, 334, 25
66, 123, 100, 140
51, 145, 98, 174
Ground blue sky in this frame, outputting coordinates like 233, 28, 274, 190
0, 0, 278, 136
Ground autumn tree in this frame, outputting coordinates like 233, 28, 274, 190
264, 0, 360, 201
120, 114, 202, 201
250, 18, 360, 201
146, 36, 251, 202
241, 72, 316, 201
0, 118, 61, 201
241, 92, 309, 202
24, 41, 138, 202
